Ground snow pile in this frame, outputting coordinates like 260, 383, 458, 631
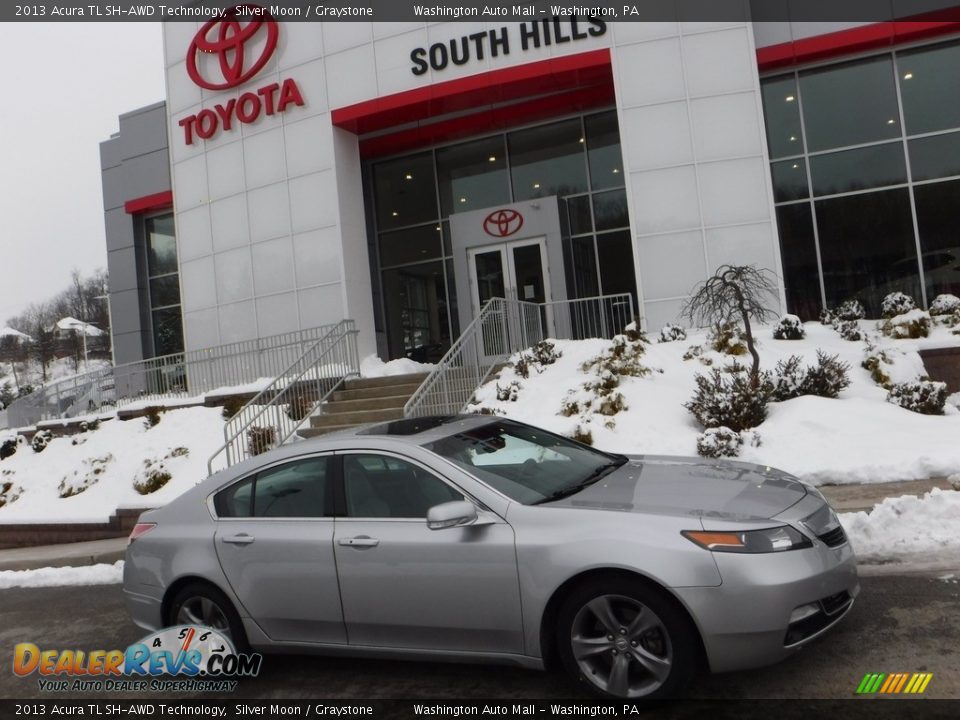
0, 406, 225, 522
840, 489, 960, 562
468, 321, 960, 485
360, 354, 435, 378
0, 561, 123, 589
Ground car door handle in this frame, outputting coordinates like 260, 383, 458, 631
338, 537, 380, 547
222, 534, 255, 545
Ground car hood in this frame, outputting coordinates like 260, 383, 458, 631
545, 456, 809, 522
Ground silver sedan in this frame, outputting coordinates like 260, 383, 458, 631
123, 415, 859, 699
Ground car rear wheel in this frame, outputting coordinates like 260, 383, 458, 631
556, 578, 699, 699
168, 582, 249, 652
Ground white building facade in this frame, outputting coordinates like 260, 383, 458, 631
104, 15, 960, 363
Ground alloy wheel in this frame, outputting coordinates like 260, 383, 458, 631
570, 593, 673, 698
176, 596, 232, 642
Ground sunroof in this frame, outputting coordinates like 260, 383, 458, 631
357, 416, 459, 436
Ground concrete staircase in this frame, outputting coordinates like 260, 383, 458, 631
298, 372, 428, 438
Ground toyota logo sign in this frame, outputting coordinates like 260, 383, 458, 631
483, 209, 524, 238
186, 6, 279, 90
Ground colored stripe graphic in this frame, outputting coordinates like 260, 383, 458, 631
856, 672, 933, 694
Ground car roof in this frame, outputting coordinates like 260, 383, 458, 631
325, 414, 499, 443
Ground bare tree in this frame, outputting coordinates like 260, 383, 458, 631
682, 265, 778, 385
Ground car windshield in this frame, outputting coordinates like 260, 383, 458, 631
425, 419, 628, 505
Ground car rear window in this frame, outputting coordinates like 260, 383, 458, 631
214, 456, 332, 518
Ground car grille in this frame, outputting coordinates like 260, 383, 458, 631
784, 591, 853, 646
820, 590, 852, 616
817, 525, 847, 548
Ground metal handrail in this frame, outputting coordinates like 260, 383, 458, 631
2, 322, 343, 429
207, 320, 359, 474
403, 293, 635, 418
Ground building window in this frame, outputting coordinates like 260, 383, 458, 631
762, 38, 960, 318
145, 213, 184, 356
370, 110, 634, 360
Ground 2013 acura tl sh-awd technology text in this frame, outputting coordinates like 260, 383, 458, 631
123, 415, 859, 699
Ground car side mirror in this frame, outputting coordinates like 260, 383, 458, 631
426, 500, 477, 530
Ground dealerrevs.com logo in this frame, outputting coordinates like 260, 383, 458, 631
178, 5, 305, 145
13, 625, 261, 693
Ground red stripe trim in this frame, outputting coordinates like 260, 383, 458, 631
757, 20, 960, 71
359, 83, 615, 159
332, 49, 612, 138
124, 190, 173, 215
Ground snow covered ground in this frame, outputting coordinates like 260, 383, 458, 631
471, 320, 960, 486
360, 354, 434, 377
0, 406, 225, 523
0, 561, 123, 589
840, 488, 960, 563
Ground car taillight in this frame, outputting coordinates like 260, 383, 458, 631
128, 523, 156, 545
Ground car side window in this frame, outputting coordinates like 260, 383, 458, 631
343, 453, 464, 519
214, 457, 332, 518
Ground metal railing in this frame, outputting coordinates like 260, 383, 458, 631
3, 323, 344, 429
207, 320, 359, 474
404, 293, 635, 418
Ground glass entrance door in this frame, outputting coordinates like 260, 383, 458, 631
468, 238, 551, 313
467, 238, 552, 355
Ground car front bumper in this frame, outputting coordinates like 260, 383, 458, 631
674, 539, 859, 673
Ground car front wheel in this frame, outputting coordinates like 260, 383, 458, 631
556, 577, 699, 699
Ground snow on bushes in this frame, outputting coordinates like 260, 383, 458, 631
0, 471, 21, 508
770, 352, 851, 402
708, 322, 748, 355
835, 299, 866, 322
696, 427, 762, 459
58, 454, 114, 498
560, 334, 650, 425
802, 351, 852, 399
772, 314, 805, 340
771, 356, 805, 401
861, 342, 927, 389
496, 380, 522, 402
512, 340, 563, 379
819, 307, 835, 326
286, 395, 314, 421
221, 397, 245, 420
881, 309, 931, 339
696, 427, 741, 457
623, 322, 649, 343
143, 406, 164, 428
930, 294, 960, 316
569, 423, 594, 446
659, 324, 687, 343
881, 291, 917, 319
247, 425, 276, 456
685, 363, 770, 433
133, 448, 189, 495
886, 380, 948, 415
836, 319, 864, 342
31, 430, 52, 454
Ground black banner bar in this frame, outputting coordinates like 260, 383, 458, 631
4, 0, 960, 23
1, 700, 960, 720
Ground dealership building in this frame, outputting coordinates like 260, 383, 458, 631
101, 15, 960, 367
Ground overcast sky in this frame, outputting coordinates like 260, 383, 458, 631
0, 23, 165, 323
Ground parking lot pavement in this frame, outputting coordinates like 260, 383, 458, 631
0, 574, 957, 700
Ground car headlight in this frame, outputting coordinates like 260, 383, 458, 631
682, 526, 813, 553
